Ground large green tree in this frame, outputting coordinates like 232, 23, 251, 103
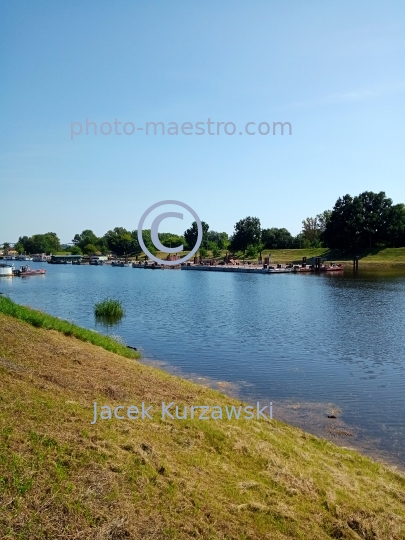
16, 232, 60, 254
207, 231, 230, 250
157, 232, 185, 250
72, 230, 100, 250
103, 227, 141, 257
230, 216, 261, 253
139, 229, 157, 255
184, 221, 209, 251
300, 211, 331, 247
262, 228, 294, 249
386, 204, 405, 247
322, 191, 404, 251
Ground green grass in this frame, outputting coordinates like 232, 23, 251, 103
94, 297, 124, 318
269, 247, 405, 266
155, 247, 405, 266
0, 296, 139, 359
1, 313, 405, 538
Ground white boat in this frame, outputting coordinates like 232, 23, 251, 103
32, 254, 48, 262
90, 256, 107, 266
0, 263, 14, 276
16, 255, 33, 261
111, 260, 130, 267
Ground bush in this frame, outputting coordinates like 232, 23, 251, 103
94, 298, 124, 318
70, 246, 82, 255
245, 244, 258, 258
211, 243, 222, 258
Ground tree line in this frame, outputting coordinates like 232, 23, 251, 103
5, 191, 405, 257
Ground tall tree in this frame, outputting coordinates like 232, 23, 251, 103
316, 210, 332, 232
207, 231, 230, 250
103, 227, 140, 257
16, 232, 60, 254
72, 230, 100, 251
230, 216, 261, 253
184, 221, 209, 251
321, 191, 402, 251
262, 228, 294, 249
157, 232, 185, 250
139, 229, 157, 255
301, 217, 324, 245
386, 204, 405, 247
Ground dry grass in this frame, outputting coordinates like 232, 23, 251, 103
1, 313, 405, 539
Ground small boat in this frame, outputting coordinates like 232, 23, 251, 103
132, 262, 163, 269
13, 265, 46, 276
324, 263, 344, 272
0, 263, 14, 277
32, 254, 48, 262
111, 260, 130, 267
144, 263, 164, 269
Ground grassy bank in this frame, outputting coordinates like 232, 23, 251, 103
0, 296, 139, 360
1, 313, 405, 539
151, 247, 405, 267
265, 247, 405, 267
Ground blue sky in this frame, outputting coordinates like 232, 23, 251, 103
1, 1, 404, 243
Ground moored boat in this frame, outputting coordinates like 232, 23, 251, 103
32, 253, 48, 262
13, 265, 46, 276
324, 263, 344, 272
112, 260, 130, 267
90, 256, 108, 265
0, 263, 14, 277
132, 261, 164, 269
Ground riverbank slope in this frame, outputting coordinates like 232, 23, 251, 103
266, 247, 405, 267
1, 311, 405, 539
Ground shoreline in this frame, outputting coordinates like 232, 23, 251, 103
1, 296, 403, 471
1, 309, 405, 537
139, 356, 404, 472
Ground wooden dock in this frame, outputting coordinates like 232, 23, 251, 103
181, 265, 292, 274
180, 262, 344, 274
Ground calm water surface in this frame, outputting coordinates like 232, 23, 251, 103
2, 263, 405, 468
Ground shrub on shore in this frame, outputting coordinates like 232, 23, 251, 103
94, 298, 124, 318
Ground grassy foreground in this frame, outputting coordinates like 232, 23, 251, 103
0, 296, 139, 360
1, 314, 405, 538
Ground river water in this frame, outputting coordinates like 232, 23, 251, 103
1, 263, 405, 469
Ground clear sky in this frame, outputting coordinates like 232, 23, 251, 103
1, 1, 404, 243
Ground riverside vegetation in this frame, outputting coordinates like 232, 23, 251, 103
0, 297, 138, 360
3, 191, 405, 264
0, 301, 405, 538
94, 298, 125, 319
